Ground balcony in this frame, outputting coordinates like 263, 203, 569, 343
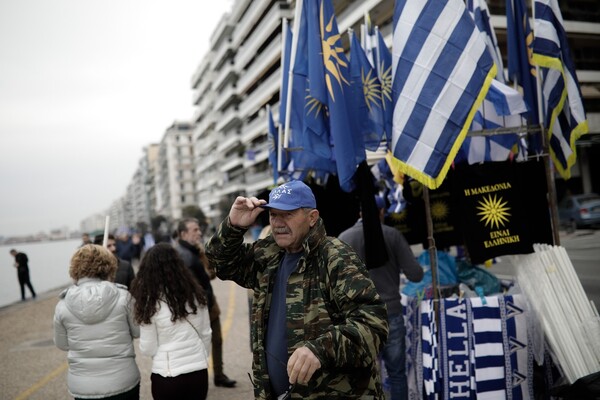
246, 172, 274, 196
231, 0, 271, 48
191, 54, 213, 89
194, 112, 216, 140
198, 91, 216, 114
214, 85, 240, 112
235, 4, 287, 70
238, 69, 281, 118
219, 153, 244, 173
337, 0, 384, 33
201, 132, 218, 150
213, 40, 236, 72
241, 111, 271, 145
218, 176, 246, 196
217, 131, 241, 153
196, 152, 217, 174
229, 0, 252, 23
215, 107, 242, 133
210, 13, 234, 51
237, 35, 281, 94
213, 61, 238, 92
244, 140, 270, 168
192, 71, 214, 105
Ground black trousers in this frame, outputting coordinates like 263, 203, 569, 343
151, 369, 208, 400
18, 271, 36, 300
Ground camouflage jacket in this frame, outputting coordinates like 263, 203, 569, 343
206, 217, 388, 399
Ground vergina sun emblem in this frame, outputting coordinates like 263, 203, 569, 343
431, 200, 448, 221
476, 194, 511, 229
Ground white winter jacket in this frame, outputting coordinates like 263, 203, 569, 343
53, 278, 140, 399
139, 300, 211, 377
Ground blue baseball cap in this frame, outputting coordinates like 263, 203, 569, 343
261, 181, 317, 211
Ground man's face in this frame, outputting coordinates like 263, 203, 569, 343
82, 234, 90, 244
106, 239, 118, 255
180, 222, 201, 245
269, 208, 318, 253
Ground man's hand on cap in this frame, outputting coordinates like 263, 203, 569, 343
229, 196, 266, 229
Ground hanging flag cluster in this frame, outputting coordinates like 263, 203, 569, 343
272, 0, 587, 197
531, 0, 589, 179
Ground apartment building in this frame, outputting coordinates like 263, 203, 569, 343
185, 0, 599, 224
155, 121, 197, 221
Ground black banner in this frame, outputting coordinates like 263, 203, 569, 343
454, 160, 553, 264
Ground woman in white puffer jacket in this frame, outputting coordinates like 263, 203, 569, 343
54, 244, 141, 400
130, 243, 211, 400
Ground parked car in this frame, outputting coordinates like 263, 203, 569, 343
558, 193, 600, 231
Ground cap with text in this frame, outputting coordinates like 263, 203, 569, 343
261, 180, 316, 211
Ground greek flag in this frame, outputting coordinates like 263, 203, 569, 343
391, 0, 496, 190
467, 0, 506, 83
459, 0, 529, 164
532, 0, 589, 179
458, 80, 529, 164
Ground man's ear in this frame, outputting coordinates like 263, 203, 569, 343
308, 209, 319, 227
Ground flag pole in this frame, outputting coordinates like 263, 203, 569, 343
423, 187, 440, 314
102, 216, 110, 247
283, 0, 303, 150
531, 0, 561, 245
278, 18, 288, 176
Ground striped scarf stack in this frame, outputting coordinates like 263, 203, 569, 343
403, 294, 534, 399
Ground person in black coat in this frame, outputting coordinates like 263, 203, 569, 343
9, 249, 36, 301
93, 234, 135, 289
175, 218, 237, 389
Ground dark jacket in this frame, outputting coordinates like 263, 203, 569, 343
176, 239, 214, 310
114, 258, 135, 289
206, 217, 388, 399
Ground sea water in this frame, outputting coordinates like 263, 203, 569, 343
0, 239, 80, 308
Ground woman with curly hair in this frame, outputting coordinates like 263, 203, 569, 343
54, 244, 141, 400
130, 243, 211, 400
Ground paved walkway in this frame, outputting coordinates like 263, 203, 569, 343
0, 278, 253, 399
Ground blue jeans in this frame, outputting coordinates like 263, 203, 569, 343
382, 312, 407, 400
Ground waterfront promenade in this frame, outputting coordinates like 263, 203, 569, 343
0, 277, 254, 399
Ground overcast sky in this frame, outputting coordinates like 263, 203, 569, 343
0, 0, 234, 237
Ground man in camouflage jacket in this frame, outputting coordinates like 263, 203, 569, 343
205, 181, 388, 399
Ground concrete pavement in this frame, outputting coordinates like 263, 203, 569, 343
0, 277, 253, 399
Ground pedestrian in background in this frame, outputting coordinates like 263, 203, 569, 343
9, 249, 36, 301
206, 180, 388, 399
53, 244, 140, 400
339, 196, 424, 400
130, 243, 211, 400
79, 233, 92, 247
176, 218, 237, 388
93, 234, 135, 289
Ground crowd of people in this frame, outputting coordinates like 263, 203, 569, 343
10, 180, 424, 399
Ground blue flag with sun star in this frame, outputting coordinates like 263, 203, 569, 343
350, 33, 384, 151
295, 0, 365, 192
506, 0, 542, 154
390, 0, 496, 190
376, 30, 394, 145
